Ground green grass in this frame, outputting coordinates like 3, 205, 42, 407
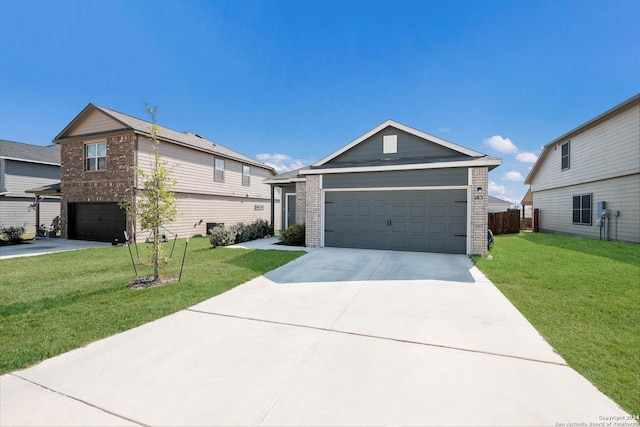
472, 233, 639, 416
0, 237, 304, 374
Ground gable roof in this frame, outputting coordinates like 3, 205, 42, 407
55, 104, 274, 172
525, 93, 640, 185
263, 166, 310, 185
0, 140, 60, 165
305, 119, 500, 174
313, 119, 487, 167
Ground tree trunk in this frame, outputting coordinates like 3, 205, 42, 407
154, 227, 160, 281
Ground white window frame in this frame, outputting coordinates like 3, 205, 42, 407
242, 165, 251, 186
214, 158, 225, 182
86, 142, 107, 171
561, 142, 570, 171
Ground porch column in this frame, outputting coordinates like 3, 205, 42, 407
34, 195, 41, 236
270, 185, 275, 228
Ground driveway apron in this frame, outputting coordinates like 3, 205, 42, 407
1, 247, 633, 427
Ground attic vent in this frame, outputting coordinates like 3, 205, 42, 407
383, 135, 397, 154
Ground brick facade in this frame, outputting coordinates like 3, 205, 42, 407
295, 181, 306, 225
60, 134, 136, 237
304, 175, 322, 247
470, 166, 489, 254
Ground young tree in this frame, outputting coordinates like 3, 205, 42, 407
123, 104, 179, 282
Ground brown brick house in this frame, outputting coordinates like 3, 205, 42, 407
54, 104, 279, 242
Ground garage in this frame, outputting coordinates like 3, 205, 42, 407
68, 202, 126, 242
265, 120, 501, 255
324, 189, 467, 253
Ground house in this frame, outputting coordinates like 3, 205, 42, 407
0, 140, 61, 235
487, 195, 512, 213
265, 120, 501, 254
54, 104, 279, 242
524, 93, 640, 243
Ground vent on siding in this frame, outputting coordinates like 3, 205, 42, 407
383, 135, 397, 154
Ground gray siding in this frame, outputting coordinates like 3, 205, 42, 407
323, 168, 468, 189
329, 127, 464, 164
0, 197, 60, 232
0, 159, 5, 193
534, 174, 640, 243
530, 101, 639, 192
4, 160, 60, 197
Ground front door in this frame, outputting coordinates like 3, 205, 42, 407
286, 193, 296, 229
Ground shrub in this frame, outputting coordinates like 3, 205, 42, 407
209, 219, 273, 248
1, 226, 26, 244
280, 223, 305, 246
209, 227, 234, 249
247, 219, 272, 241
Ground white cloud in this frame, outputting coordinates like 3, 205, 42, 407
483, 135, 519, 154
437, 127, 450, 133
488, 180, 508, 198
516, 152, 538, 163
256, 153, 310, 173
503, 171, 524, 181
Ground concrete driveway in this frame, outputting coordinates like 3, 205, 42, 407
1, 247, 633, 426
0, 238, 111, 260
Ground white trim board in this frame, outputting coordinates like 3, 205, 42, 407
323, 186, 469, 192
305, 159, 501, 175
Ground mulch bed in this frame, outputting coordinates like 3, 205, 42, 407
127, 276, 179, 289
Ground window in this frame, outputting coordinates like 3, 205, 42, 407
86, 143, 107, 171
242, 165, 251, 186
214, 158, 225, 182
572, 194, 591, 225
561, 142, 570, 170
383, 135, 397, 154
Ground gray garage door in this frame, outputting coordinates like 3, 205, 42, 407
68, 202, 126, 242
324, 190, 467, 254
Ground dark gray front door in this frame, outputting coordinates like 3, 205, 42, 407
324, 190, 467, 254
286, 193, 296, 229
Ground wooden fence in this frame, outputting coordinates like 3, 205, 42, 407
488, 209, 521, 235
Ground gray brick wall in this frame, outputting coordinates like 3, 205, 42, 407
304, 175, 321, 247
295, 181, 306, 225
470, 167, 489, 254
60, 134, 136, 237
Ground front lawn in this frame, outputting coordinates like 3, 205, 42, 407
0, 237, 304, 374
472, 233, 639, 416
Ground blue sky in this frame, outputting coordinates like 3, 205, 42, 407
1, 0, 639, 204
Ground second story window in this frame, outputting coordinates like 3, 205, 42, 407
242, 165, 251, 186
214, 158, 225, 182
561, 142, 570, 171
86, 142, 106, 171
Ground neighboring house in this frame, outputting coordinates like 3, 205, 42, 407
54, 104, 279, 242
524, 93, 640, 243
265, 120, 501, 254
0, 140, 61, 234
487, 195, 512, 213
